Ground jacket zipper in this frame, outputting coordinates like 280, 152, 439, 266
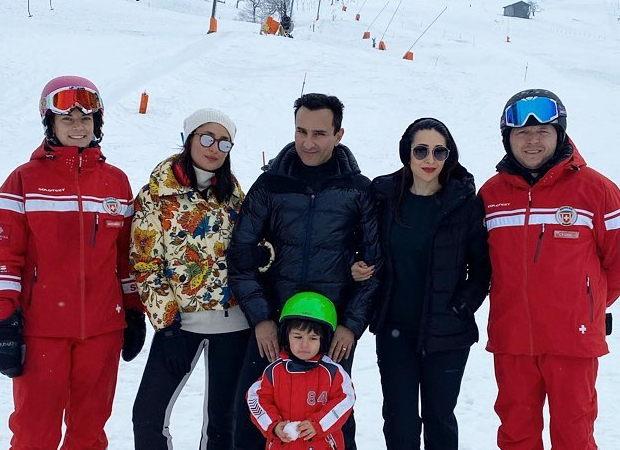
300, 193, 316, 284
77, 154, 86, 338
90, 213, 99, 248
524, 189, 534, 354
586, 276, 594, 323
533, 223, 545, 263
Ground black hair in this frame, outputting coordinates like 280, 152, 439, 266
293, 93, 344, 135
396, 118, 460, 226
43, 110, 104, 145
178, 134, 235, 203
282, 319, 330, 353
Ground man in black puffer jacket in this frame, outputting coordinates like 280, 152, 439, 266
228, 93, 382, 450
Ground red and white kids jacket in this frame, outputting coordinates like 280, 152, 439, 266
247, 350, 355, 450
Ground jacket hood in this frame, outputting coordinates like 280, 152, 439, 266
496, 136, 584, 184
266, 142, 362, 178
147, 155, 243, 202
373, 162, 476, 204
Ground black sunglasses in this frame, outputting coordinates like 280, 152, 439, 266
411, 144, 450, 162
194, 133, 234, 153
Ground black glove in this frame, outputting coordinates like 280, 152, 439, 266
227, 244, 271, 270
0, 309, 25, 378
160, 324, 191, 376
122, 309, 146, 362
451, 302, 473, 320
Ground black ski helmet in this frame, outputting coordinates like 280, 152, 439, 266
500, 89, 567, 154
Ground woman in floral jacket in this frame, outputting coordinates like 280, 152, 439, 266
130, 109, 264, 450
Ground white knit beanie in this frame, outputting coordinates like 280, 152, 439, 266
183, 108, 237, 143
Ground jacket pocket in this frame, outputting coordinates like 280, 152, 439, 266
23, 265, 38, 308
586, 275, 594, 323
533, 224, 545, 263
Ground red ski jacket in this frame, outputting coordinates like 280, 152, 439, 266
0, 141, 141, 338
247, 351, 355, 450
479, 143, 620, 357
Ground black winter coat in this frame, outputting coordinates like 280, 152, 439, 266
369, 166, 491, 353
228, 143, 382, 339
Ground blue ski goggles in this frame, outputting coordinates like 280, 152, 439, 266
503, 96, 563, 128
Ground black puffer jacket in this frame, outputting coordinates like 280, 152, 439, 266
228, 143, 382, 338
369, 166, 491, 353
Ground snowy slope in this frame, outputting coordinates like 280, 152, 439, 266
1, 0, 619, 448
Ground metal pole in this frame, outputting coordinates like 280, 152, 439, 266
405, 6, 447, 52
208, 0, 218, 34
300, 72, 307, 96
356, 0, 368, 15
316, 0, 321, 21
290, 0, 295, 20
49, 0, 53, 10
379, 0, 402, 42
365, 1, 390, 33
27, 0, 32, 17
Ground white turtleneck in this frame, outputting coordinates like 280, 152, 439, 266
193, 165, 215, 191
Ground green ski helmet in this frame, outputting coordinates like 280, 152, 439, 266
279, 292, 337, 352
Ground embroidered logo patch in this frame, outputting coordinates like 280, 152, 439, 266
102, 198, 121, 216
555, 206, 578, 226
0, 224, 12, 246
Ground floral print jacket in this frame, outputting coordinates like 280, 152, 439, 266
130, 155, 244, 330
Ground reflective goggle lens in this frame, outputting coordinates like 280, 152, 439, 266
198, 134, 233, 153
46, 87, 103, 114
504, 96, 559, 128
412, 145, 450, 162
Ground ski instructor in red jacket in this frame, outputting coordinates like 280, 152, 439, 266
479, 88, 620, 450
0, 76, 145, 450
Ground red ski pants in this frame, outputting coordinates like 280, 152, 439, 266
494, 353, 598, 450
9, 331, 123, 450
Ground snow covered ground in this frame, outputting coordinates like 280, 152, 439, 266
1, 0, 620, 448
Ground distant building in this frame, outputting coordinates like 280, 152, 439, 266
503, 1, 531, 19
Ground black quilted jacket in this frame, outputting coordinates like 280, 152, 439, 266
228, 143, 382, 339
369, 166, 491, 353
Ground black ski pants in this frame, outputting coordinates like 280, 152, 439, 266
233, 330, 357, 450
376, 326, 470, 450
133, 328, 250, 450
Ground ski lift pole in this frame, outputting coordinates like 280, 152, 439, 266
300, 72, 307, 97
355, 0, 368, 20
208, 0, 218, 33
364, 1, 390, 38
378, 0, 403, 49
404, 6, 448, 54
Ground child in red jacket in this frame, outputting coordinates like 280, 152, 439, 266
247, 292, 355, 450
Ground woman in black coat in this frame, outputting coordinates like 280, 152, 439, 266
353, 118, 491, 450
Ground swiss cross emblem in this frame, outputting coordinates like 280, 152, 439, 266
103, 198, 121, 216
555, 206, 577, 226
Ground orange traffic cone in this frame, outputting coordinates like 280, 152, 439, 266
362, 31, 370, 39
378, 40, 386, 50
403, 51, 414, 60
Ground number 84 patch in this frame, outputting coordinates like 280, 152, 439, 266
307, 390, 328, 406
